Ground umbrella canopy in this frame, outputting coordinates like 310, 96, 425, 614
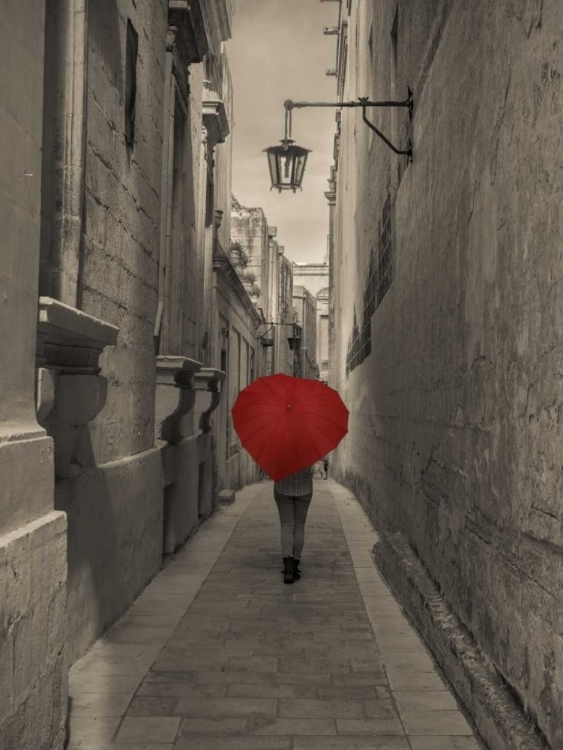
231, 374, 349, 481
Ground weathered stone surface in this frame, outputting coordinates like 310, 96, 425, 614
0, 512, 68, 750
56, 448, 163, 665
330, 1, 563, 748
219, 489, 236, 505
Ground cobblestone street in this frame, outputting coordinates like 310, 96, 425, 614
66, 481, 481, 750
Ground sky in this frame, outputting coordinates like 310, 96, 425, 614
228, 0, 340, 264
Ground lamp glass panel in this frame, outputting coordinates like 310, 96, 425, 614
278, 151, 295, 188
266, 151, 278, 186
294, 154, 307, 187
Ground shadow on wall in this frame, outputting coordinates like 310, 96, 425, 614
88, 0, 123, 90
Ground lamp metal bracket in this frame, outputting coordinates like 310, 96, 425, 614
284, 87, 414, 161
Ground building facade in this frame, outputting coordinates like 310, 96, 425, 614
316, 288, 330, 383
292, 286, 319, 380
230, 199, 295, 377
0, 1, 255, 747
293, 261, 330, 382
328, 2, 563, 749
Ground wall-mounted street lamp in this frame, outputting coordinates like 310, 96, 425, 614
263, 106, 312, 193
259, 321, 298, 347
287, 323, 302, 351
264, 89, 414, 193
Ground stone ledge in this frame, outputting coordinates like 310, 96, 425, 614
37, 297, 119, 373
218, 489, 235, 505
373, 531, 549, 750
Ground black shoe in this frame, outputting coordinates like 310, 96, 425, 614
282, 556, 295, 584
281, 559, 301, 575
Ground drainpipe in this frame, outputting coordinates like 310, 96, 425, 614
154, 30, 175, 351
50, 0, 89, 307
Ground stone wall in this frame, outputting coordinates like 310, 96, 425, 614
0, 2, 67, 748
213, 258, 262, 492
38, 0, 169, 664
276, 253, 295, 376
230, 202, 272, 320
293, 285, 318, 380
317, 290, 329, 382
292, 261, 329, 300
331, 1, 563, 748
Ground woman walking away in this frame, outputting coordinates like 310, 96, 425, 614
274, 465, 313, 584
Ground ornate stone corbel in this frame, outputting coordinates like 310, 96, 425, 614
35, 297, 119, 478
194, 368, 225, 433
155, 356, 202, 444
202, 81, 229, 151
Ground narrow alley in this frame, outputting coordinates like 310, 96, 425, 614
2, 0, 562, 748
66, 480, 479, 750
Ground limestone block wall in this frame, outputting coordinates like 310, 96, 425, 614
276, 254, 294, 376
214, 272, 261, 492
292, 262, 329, 300
82, 0, 166, 461
0, 2, 68, 748
331, 0, 563, 746
45, 0, 169, 663
293, 285, 318, 380
231, 203, 272, 319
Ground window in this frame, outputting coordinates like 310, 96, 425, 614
346, 192, 395, 378
125, 20, 138, 149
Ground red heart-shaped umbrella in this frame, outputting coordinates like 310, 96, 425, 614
231, 374, 349, 481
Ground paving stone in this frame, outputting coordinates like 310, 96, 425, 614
126, 695, 179, 716
276, 672, 332, 685
385, 668, 446, 691
179, 717, 247, 735
351, 658, 386, 672
332, 671, 389, 686
175, 696, 277, 718
67, 716, 121, 743
67, 745, 174, 750
318, 685, 389, 699
114, 716, 181, 743
393, 691, 459, 711
409, 739, 481, 750
363, 700, 398, 719
401, 710, 474, 735
64, 483, 480, 750
137, 679, 227, 698
279, 698, 365, 718
294, 738, 410, 749
174, 738, 291, 750
227, 656, 280, 672
68, 673, 144, 696
336, 718, 405, 735
382, 652, 436, 670
227, 682, 316, 698
69, 692, 133, 718
190, 670, 278, 685
250, 718, 337, 735
278, 657, 351, 674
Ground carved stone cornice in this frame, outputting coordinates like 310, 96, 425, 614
168, 0, 209, 64
37, 296, 119, 373
155, 356, 202, 444
194, 368, 225, 433
204, 0, 234, 46
168, 0, 232, 62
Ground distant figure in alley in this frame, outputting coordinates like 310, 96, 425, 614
273, 465, 314, 584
